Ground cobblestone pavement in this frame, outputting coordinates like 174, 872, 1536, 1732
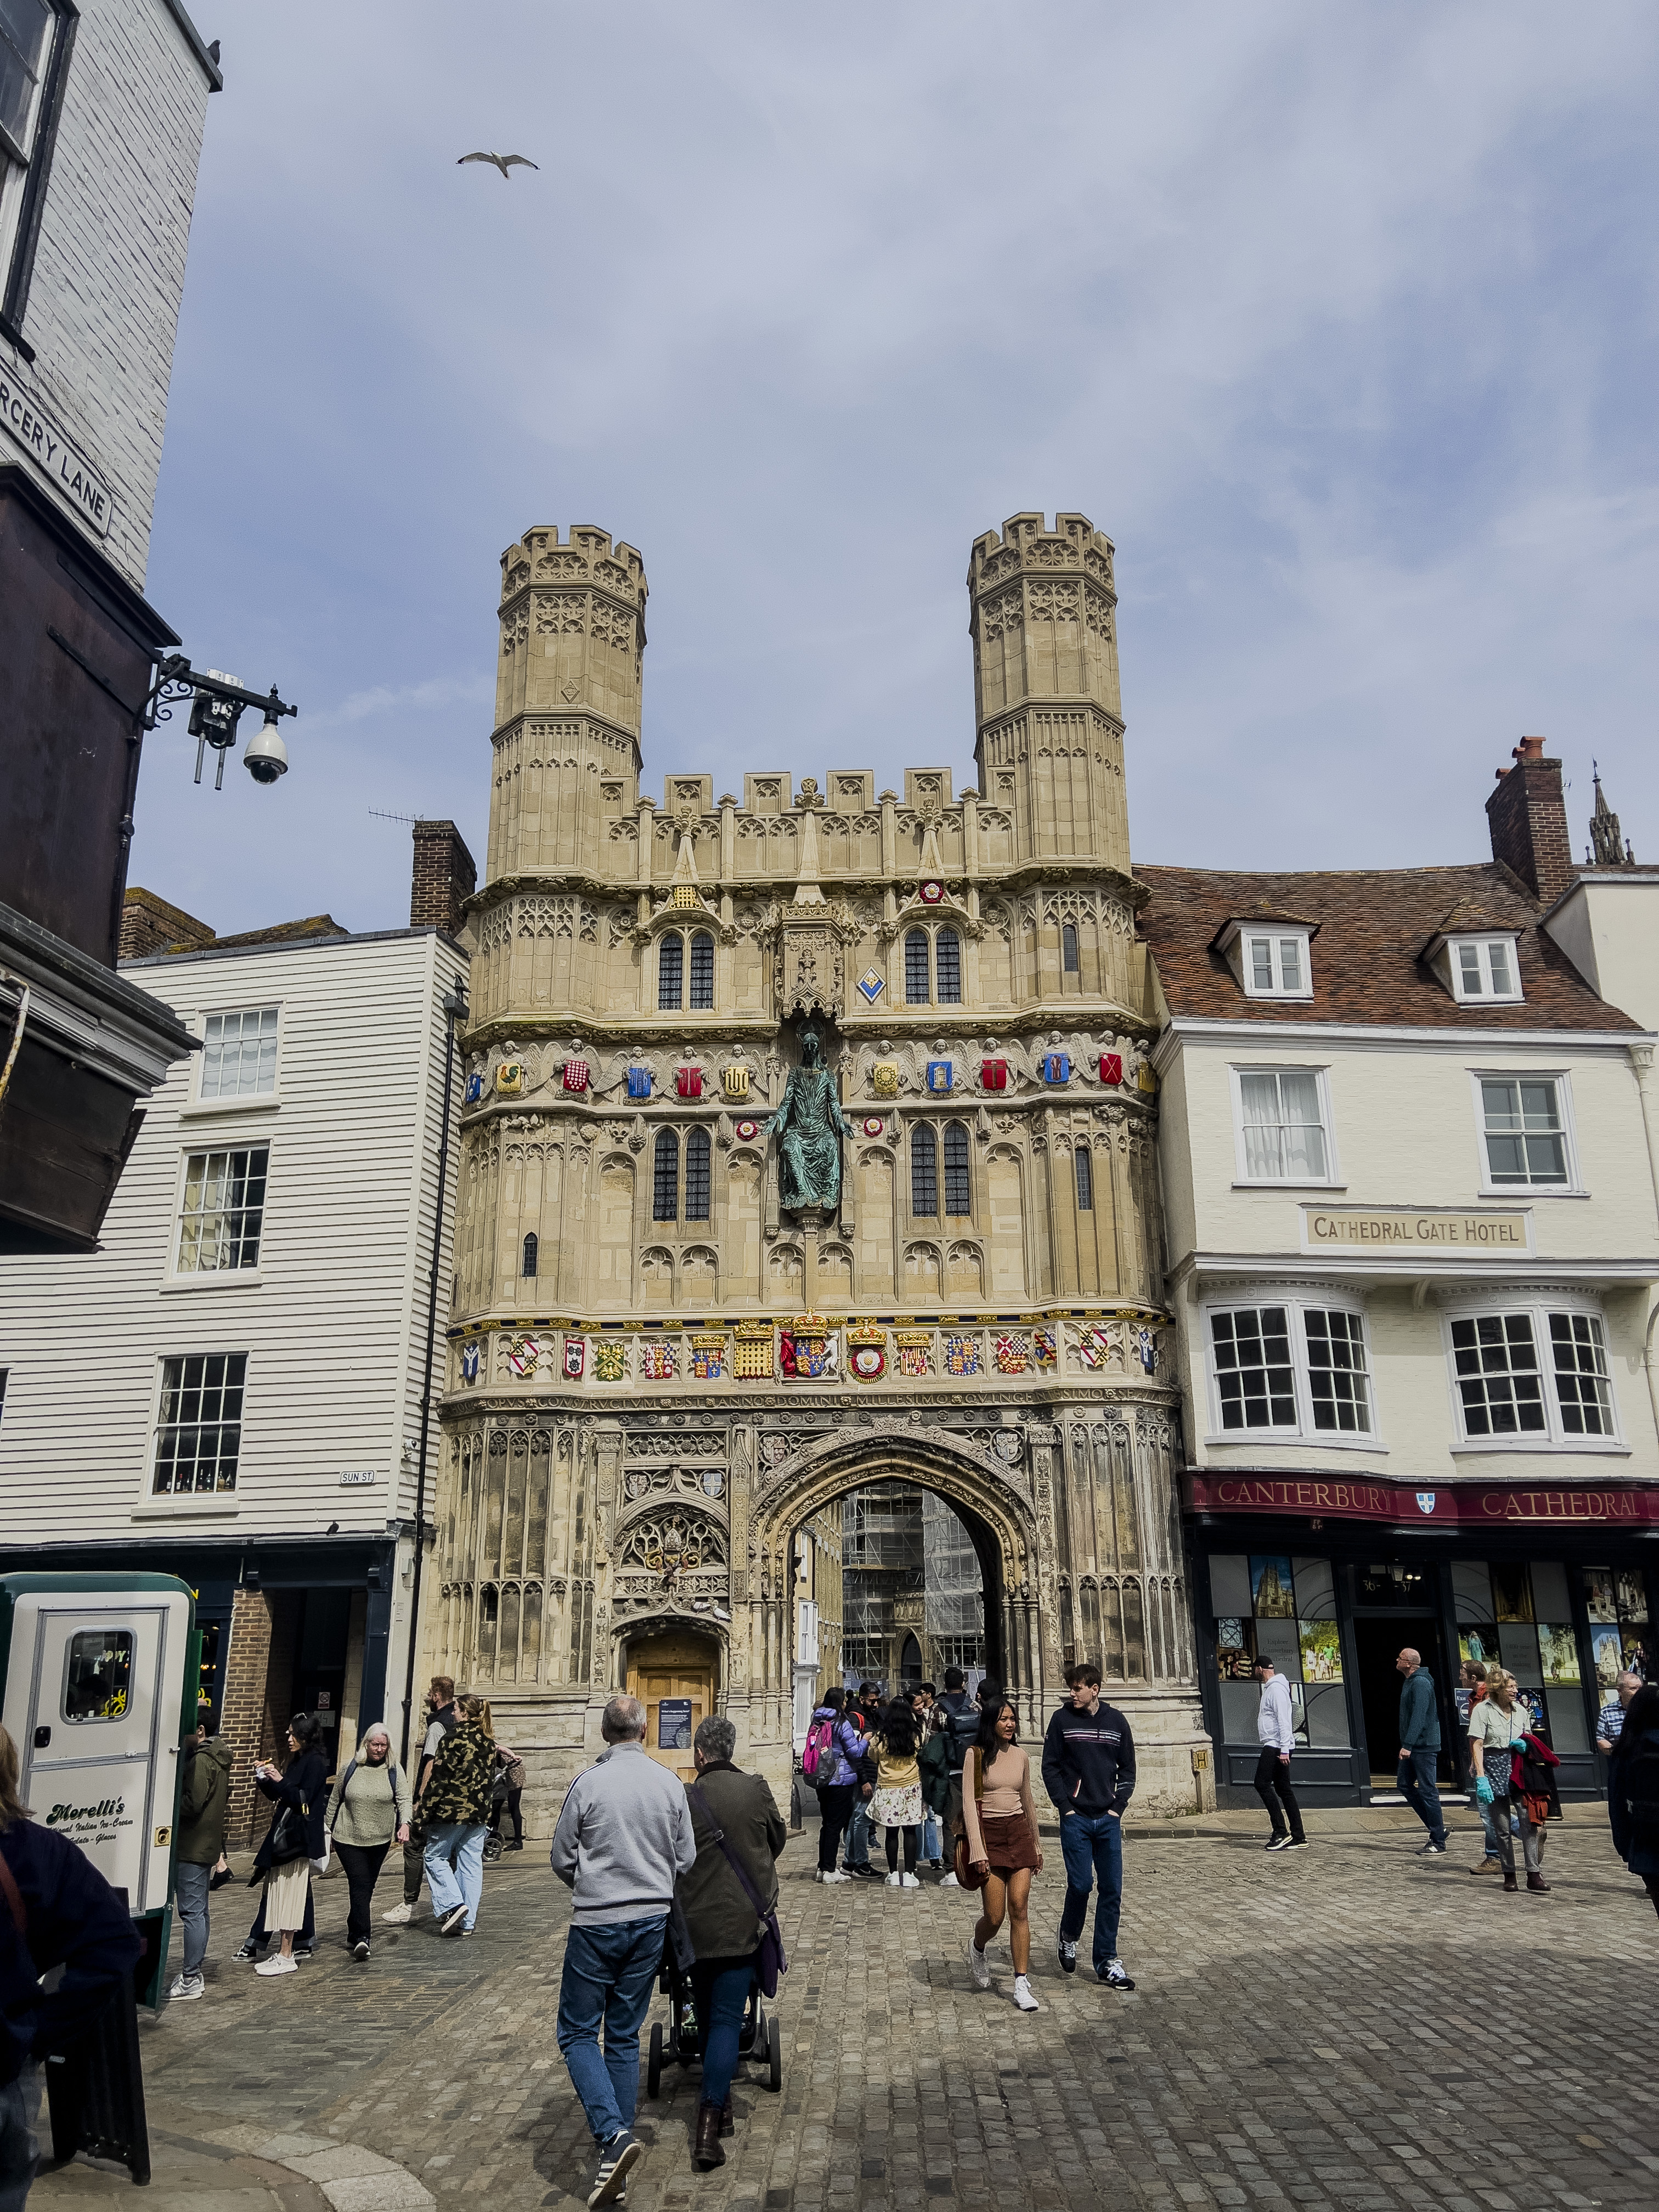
35, 1807, 1659, 2212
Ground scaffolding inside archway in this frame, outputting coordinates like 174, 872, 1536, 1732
838, 1480, 985, 1690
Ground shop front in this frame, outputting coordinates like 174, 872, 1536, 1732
1187, 1474, 1657, 1808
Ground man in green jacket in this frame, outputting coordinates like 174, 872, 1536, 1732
1396, 1647, 1447, 1855
170, 1715, 232, 2001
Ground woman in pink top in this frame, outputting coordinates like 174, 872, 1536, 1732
961, 1698, 1044, 2012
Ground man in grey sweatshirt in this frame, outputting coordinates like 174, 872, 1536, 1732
551, 1694, 697, 2208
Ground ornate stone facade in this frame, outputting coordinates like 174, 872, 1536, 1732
428, 511, 1206, 1826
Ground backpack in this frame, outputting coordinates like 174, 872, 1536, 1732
803, 1713, 838, 1788
1621, 1730, 1659, 1848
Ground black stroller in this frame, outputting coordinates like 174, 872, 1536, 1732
645, 1946, 782, 2098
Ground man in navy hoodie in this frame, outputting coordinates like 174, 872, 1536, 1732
1396, 1647, 1447, 1855
1041, 1662, 1136, 1989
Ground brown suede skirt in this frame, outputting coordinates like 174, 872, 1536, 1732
977, 1812, 1040, 1875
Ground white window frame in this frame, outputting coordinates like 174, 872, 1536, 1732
187, 1004, 284, 1113
1469, 1069, 1581, 1197
1240, 930, 1312, 1001
162, 1141, 272, 1290
1229, 1064, 1340, 1187
0, 0, 67, 289
1203, 1291, 1380, 1449
1442, 1292, 1624, 1454
134, 1350, 249, 1516
1448, 935, 1523, 1005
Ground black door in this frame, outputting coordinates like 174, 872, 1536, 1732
1352, 1616, 1449, 1784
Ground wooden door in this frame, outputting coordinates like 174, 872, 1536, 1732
626, 1634, 716, 1784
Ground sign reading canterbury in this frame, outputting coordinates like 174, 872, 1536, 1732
1303, 1205, 1530, 1252
0, 360, 115, 536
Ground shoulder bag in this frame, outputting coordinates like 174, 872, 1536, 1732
952, 1748, 989, 1893
687, 1782, 788, 1997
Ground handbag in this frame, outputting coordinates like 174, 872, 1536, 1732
266, 1799, 309, 1867
952, 1749, 989, 1893
687, 1782, 788, 1997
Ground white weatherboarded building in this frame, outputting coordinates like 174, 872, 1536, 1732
0, 908, 467, 1841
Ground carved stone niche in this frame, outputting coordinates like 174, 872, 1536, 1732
765, 901, 859, 1019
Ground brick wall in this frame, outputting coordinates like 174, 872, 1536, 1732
410, 821, 477, 939
117, 887, 215, 960
1486, 736, 1574, 907
220, 1585, 272, 1847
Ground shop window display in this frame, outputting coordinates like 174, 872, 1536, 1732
1583, 1566, 1651, 1720
1209, 1553, 1348, 1752
1453, 1559, 1588, 1755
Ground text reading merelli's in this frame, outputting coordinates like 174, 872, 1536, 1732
1305, 1208, 1528, 1249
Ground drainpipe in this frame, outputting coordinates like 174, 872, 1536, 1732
1627, 1046, 1659, 1457
400, 977, 467, 1767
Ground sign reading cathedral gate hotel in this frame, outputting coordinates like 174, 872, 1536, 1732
1301, 1204, 1532, 1254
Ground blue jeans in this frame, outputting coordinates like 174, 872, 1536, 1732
845, 1797, 871, 1868
922, 1812, 941, 1863
424, 1821, 487, 1928
556, 1916, 667, 2144
1057, 1810, 1123, 1971
695, 1961, 753, 2109
1398, 1748, 1446, 1846
0, 2068, 42, 2212
175, 1859, 211, 1977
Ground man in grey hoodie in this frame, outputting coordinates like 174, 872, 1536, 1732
551, 1694, 697, 2208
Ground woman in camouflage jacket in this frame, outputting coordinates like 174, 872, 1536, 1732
420, 1695, 498, 1936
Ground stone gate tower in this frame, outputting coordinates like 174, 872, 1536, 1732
426, 513, 1206, 1826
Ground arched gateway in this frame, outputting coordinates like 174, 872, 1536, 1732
422, 511, 1212, 1829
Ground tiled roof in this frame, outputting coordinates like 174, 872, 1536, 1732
1136, 862, 1640, 1032
211, 915, 350, 950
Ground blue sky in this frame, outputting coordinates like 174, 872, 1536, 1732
138, 3, 1659, 935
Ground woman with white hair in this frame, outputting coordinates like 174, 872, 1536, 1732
324, 1722, 413, 1960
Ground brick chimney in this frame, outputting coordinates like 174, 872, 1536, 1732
117, 888, 216, 961
410, 820, 477, 938
1486, 736, 1573, 906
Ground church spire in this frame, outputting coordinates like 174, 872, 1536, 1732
1588, 760, 1634, 868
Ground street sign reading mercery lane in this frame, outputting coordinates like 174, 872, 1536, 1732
1301, 1206, 1531, 1252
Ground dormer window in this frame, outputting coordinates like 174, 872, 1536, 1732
1243, 932, 1311, 1000
1451, 938, 1521, 1003
1211, 914, 1318, 1002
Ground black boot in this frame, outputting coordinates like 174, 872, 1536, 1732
694, 2103, 726, 2170
719, 2098, 735, 2140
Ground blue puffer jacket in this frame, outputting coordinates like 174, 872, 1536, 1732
809, 1709, 868, 1790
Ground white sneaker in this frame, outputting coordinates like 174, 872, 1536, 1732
381, 1901, 415, 1924
885, 1871, 901, 1886
966, 1934, 990, 1990
253, 1954, 298, 1977
1013, 1976, 1040, 2012
939, 1871, 960, 1888
900, 1872, 921, 1889
167, 1972, 204, 2001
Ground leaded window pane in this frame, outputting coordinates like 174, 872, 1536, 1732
935, 929, 961, 1003
1211, 1308, 1296, 1430
1451, 1313, 1547, 1434
652, 1130, 679, 1220
943, 1122, 970, 1215
1305, 1308, 1372, 1434
689, 932, 714, 1009
1550, 1312, 1613, 1436
685, 1128, 712, 1221
910, 1124, 937, 1215
1062, 922, 1079, 974
1075, 1146, 1093, 1210
904, 929, 930, 1005
658, 934, 684, 1011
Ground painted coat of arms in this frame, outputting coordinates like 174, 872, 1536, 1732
944, 1334, 980, 1377
459, 1340, 481, 1385
640, 1339, 678, 1381
505, 1334, 543, 1378
780, 1316, 838, 1379
994, 1333, 1030, 1376
690, 1335, 727, 1381
562, 1335, 586, 1380
593, 1339, 628, 1383
848, 1328, 887, 1381
1034, 1328, 1058, 1369
895, 1331, 933, 1376
1076, 1325, 1114, 1371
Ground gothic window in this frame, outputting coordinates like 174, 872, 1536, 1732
689, 931, 715, 1009
935, 928, 962, 1003
522, 1231, 539, 1276
911, 1124, 938, 1215
685, 1127, 712, 1221
653, 1130, 679, 1220
658, 933, 683, 1011
904, 929, 930, 1005
943, 1121, 970, 1215
1075, 1147, 1093, 1211
1062, 922, 1079, 973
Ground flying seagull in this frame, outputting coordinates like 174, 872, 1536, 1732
458, 151, 538, 180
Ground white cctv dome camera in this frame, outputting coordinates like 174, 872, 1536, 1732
243, 718, 289, 785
